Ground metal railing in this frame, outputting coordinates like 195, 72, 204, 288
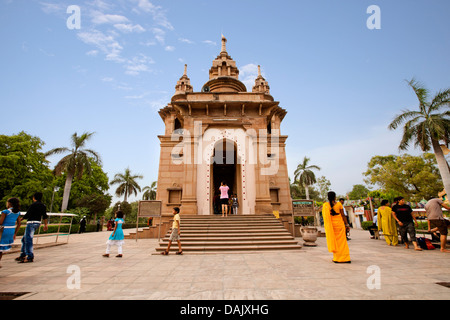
19, 212, 77, 245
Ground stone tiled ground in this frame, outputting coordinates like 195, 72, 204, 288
1, 228, 449, 300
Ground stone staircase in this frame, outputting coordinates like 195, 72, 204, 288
154, 214, 302, 254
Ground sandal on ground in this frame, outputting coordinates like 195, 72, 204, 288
115, 254, 123, 258
102, 254, 109, 258
19, 258, 33, 263
176, 251, 183, 255
161, 250, 169, 255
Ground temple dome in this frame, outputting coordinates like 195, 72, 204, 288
201, 35, 247, 93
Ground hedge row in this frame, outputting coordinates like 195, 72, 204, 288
361, 221, 428, 230
14, 223, 148, 236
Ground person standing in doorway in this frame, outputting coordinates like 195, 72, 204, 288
219, 181, 229, 217
231, 194, 239, 215
16, 192, 48, 263
392, 197, 422, 251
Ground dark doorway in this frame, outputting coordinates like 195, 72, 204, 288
211, 140, 238, 214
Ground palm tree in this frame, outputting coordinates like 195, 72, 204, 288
289, 177, 301, 199
45, 132, 101, 212
294, 156, 321, 200
389, 78, 450, 195
142, 181, 157, 200
110, 168, 143, 202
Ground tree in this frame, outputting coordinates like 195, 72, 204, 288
52, 159, 111, 212
294, 156, 321, 200
142, 181, 157, 200
364, 153, 443, 201
45, 132, 101, 212
289, 177, 319, 200
348, 184, 370, 200
75, 194, 111, 222
316, 176, 332, 202
0, 132, 54, 210
289, 178, 302, 200
389, 78, 450, 196
110, 168, 143, 202
111, 201, 132, 221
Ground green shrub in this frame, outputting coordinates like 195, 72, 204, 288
14, 223, 148, 236
361, 221, 374, 230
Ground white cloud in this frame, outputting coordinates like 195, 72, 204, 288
114, 23, 146, 33
147, 96, 169, 111
39, 2, 65, 14
125, 93, 148, 99
239, 63, 260, 91
89, 0, 114, 11
152, 28, 166, 45
39, 48, 55, 57
179, 38, 194, 44
202, 40, 217, 46
165, 46, 175, 52
124, 54, 155, 76
101, 77, 114, 82
140, 40, 157, 47
77, 30, 124, 63
91, 11, 129, 24
86, 50, 99, 56
133, 0, 174, 30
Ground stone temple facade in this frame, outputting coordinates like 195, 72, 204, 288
156, 36, 292, 224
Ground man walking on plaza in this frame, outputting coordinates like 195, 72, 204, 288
16, 192, 49, 263
425, 197, 450, 253
392, 197, 422, 251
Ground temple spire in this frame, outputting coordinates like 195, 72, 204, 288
252, 65, 270, 94
221, 34, 227, 53
175, 64, 193, 94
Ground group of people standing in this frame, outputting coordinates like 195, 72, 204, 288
0, 191, 127, 265
0, 193, 49, 267
217, 181, 239, 217
376, 196, 450, 253
322, 191, 450, 265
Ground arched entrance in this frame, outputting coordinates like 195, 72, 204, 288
196, 128, 255, 215
211, 139, 240, 215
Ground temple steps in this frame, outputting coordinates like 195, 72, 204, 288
153, 214, 302, 254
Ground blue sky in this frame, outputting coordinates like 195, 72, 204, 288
1, 0, 449, 203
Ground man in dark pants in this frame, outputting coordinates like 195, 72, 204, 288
16, 192, 48, 263
425, 197, 450, 253
392, 197, 422, 251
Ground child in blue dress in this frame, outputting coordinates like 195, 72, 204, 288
103, 210, 125, 258
0, 198, 21, 268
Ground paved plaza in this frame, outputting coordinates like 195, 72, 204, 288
1, 227, 449, 300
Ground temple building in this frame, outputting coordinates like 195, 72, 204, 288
156, 36, 292, 224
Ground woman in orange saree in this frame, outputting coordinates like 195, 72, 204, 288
322, 191, 351, 263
